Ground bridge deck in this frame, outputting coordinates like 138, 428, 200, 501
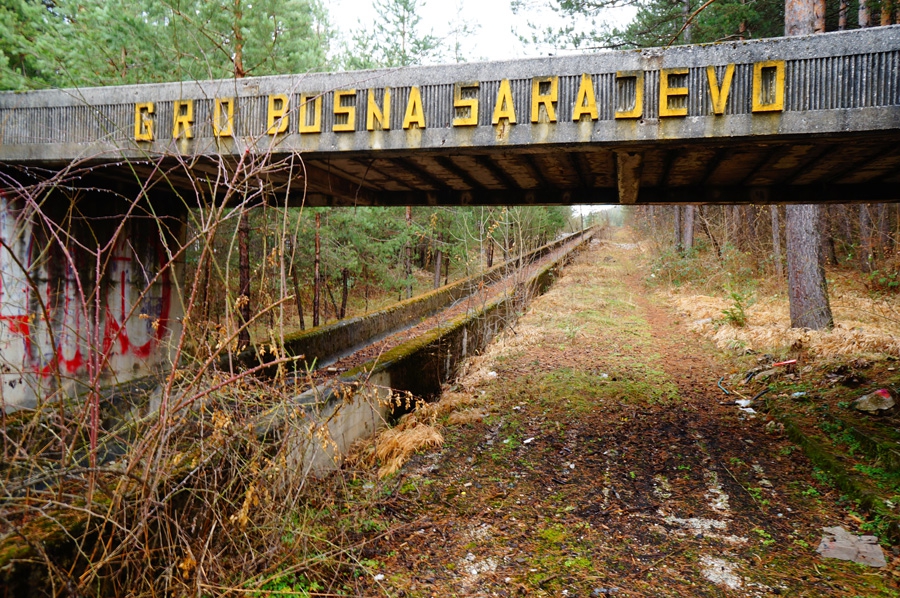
1, 27, 898, 205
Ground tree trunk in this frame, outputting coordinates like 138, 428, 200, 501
340, 268, 349, 319
433, 232, 443, 289
682, 205, 695, 252
771, 205, 784, 279
882, 0, 894, 25
238, 210, 251, 349
405, 206, 413, 299
783, 0, 832, 330
290, 262, 305, 330
839, 0, 849, 28
486, 239, 494, 268
876, 203, 890, 258
814, 0, 826, 32
444, 253, 450, 286
674, 206, 683, 252
326, 277, 340, 320
363, 265, 370, 313
860, 204, 876, 272
859, 0, 871, 27
785, 0, 816, 35
786, 205, 833, 329
698, 206, 721, 258
313, 212, 321, 327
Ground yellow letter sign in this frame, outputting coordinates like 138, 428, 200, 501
403, 87, 426, 129
134, 102, 154, 141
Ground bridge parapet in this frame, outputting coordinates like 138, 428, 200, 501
0, 26, 899, 205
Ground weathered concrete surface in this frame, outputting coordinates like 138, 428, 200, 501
1, 27, 898, 205
0, 191, 184, 412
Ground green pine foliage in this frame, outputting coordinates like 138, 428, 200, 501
341, 0, 443, 70
0, 0, 333, 90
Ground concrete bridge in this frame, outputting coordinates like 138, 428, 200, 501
1, 26, 898, 207
0, 26, 898, 411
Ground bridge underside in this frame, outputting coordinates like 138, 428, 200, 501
8, 130, 899, 208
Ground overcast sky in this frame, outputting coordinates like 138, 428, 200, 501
328, 0, 636, 63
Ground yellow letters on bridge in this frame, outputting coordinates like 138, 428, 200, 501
213, 97, 234, 137
333, 90, 356, 133
173, 100, 194, 139
134, 102, 154, 141
139, 59, 795, 140
492, 79, 516, 125
367, 88, 391, 131
572, 74, 598, 121
706, 64, 735, 115
752, 60, 785, 113
531, 76, 558, 123
659, 68, 688, 118
452, 82, 479, 127
615, 71, 644, 119
299, 93, 323, 134
403, 87, 426, 129
267, 94, 289, 135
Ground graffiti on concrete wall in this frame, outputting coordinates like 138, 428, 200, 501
0, 193, 182, 411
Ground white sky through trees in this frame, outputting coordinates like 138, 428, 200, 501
330, 0, 635, 62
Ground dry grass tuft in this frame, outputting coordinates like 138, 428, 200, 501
374, 424, 443, 477
669, 287, 900, 359
447, 408, 491, 425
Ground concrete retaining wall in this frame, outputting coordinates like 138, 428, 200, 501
0, 192, 185, 412
246, 229, 590, 371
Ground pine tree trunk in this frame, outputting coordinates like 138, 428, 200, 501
860, 204, 876, 272
682, 205, 695, 252
340, 268, 349, 319
698, 206, 721, 258
786, 205, 833, 329
783, 0, 832, 331
326, 277, 340, 320
814, 0, 826, 31
839, 0, 849, 28
433, 232, 443, 289
771, 205, 784, 278
859, 0, 871, 27
238, 210, 251, 349
405, 206, 413, 299
876, 203, 890, 258
674, 206, 683, 252
290, 263, 305, 330
882, 0, 894, 24
313, 212, 321, 327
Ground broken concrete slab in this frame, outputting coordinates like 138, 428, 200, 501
816, 526, 887, 567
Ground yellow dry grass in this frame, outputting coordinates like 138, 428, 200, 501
447, 408, 490, 425
347, 389, 489, 477
373, 424, 443, 477
668, 283, 900, 359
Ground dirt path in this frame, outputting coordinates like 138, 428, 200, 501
345, 233, 898, 597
